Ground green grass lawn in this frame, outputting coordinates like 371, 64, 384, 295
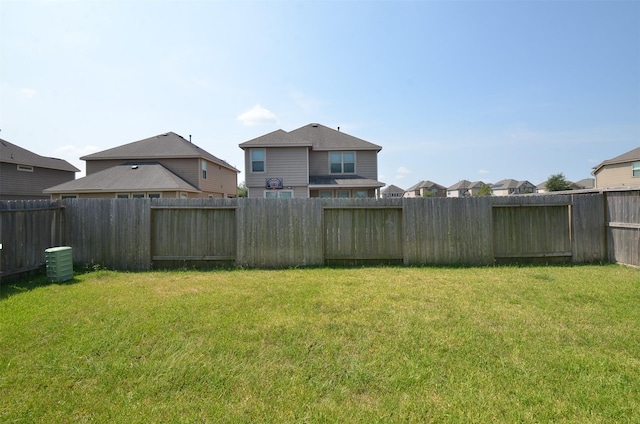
1, 265, 639, 423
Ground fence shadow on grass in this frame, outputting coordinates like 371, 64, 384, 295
0, 268, 82, 301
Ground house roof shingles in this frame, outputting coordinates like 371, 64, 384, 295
406, 180, 446, 191
239, 123, 382, 151
82, 132, 239, 172
592, 146, 640, 173
0, 138, 80, 172
44, 162, 199, 193
381, 184, 405, 194
309, 175, 385, 189
447, 180, 484, 190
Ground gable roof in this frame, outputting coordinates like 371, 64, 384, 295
238, 129, 312, 149
492, 179, 534, 190
575, 178, 595, 189
238, 123, 382, 151
289, 124, 382, 151
447, 180, 484, 190
381, 184, 405, 194
0, 138, 80, 172
592, 146, 640, 174
405, 180, 446, 191
82, 132, 239, 172
44, 162, 199, 193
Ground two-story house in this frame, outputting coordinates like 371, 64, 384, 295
239, 123, 384, 198
491, 179, 536, 196
403, 180, 447, 198
0, 138, 79, 200
381, 184, 405, 198
45, 132, 239, 199
446, 180, 485, 198
592, 146, 640, 188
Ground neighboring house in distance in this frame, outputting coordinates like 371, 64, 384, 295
446, 180, 485, 198
575, 178, 595, 189
381, 184, 405, 198
0, 138, 79, 200
45, 132, 239, 199
403, 180, 447, 198
239, 123, 384, 198
491, 179, 536, 196
592, 147, 640, 188
535, 180, 579, 194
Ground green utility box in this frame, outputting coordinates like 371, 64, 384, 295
45, 246, 74, 282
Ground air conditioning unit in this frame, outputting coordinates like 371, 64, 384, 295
45, 246, 73, 282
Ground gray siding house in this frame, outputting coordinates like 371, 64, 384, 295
0, 138, 79, 200
45, 132, 239, 199
239, 123, 384, 198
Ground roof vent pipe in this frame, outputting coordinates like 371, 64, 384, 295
189, 135, 192, 143
338, 126, 340, 131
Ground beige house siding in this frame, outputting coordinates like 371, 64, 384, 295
1, 163, 76, 200
595, 162, 639, 188
245, 147, 309, 197
199, 159, 238, 197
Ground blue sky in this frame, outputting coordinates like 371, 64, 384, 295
1, 0, 639, 188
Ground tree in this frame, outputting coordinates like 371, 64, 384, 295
238, 181, 248, 198
475, 183, 493, 197
545, 173, 572, 192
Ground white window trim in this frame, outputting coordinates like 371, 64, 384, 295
633, 161, 640, 177
251, 148, 266, 173
264, 190, 293, 198
17, 165, 34, 172
329, 151, 356, 174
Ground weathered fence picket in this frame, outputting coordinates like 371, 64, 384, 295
1, 191, 638, 277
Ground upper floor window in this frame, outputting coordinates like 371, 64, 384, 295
251, 149, 265, 172
633, 161, 640, 177
17, 165, 33, 172
330, 152, 355, 173
202, 160, 207, 179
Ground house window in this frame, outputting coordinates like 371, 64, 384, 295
148, 193, 161, 199
202, 160, 207, 179
633, 161, 640, 177
251, 149, 265, 172
181, 193, 188, 199
264, 190, 293, 198
61, 195, 77, 199
354, 190, 367, 198
17, 165, 33, 172
117, 194, 130, 198
330, 152, 355, 173
337, 190, 350, 198
319, 191, 333, 198
132, 193, 145, 198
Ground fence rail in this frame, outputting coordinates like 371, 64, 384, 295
1, 191, 638, 276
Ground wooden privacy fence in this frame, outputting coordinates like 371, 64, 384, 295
0, 200, 66, 277
3, 191, 638, 275
605, 190, 640, 266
